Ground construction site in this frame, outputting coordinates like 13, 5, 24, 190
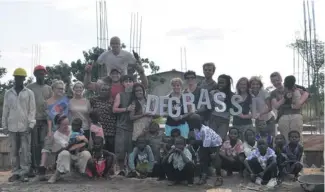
0, 0, 324, 191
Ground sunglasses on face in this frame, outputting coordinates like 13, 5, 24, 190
185, 76, 196, 80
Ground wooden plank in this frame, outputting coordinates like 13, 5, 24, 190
0, 153, 3, 168
303, 135, 324, 151
0, 153, 10, 169
0, 137, 10, 153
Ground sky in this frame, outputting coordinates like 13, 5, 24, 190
0, 0, 324, 88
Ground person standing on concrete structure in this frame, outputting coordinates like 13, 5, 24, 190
27, 65, 52, 175
96, 36, 138, 77
1, 68, 36, 182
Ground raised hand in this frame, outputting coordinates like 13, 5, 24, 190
85, 64, 93, 73
132, 50, 140, 61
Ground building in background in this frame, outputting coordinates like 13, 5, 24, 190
148, 69, 204, 96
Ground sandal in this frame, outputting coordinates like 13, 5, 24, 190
214, 176, 223, 187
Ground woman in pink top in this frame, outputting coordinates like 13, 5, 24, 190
89, 110, 104, 142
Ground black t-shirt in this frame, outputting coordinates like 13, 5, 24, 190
165, 94, 186, 126
232, 94, 253, 126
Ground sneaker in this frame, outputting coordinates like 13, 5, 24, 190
48, 171, 61, 184
255, 177, 262, 185
266, 178, 277, 188
168, 181, 177, 186
8, 175, 20, 182
118, 170, 126, 176
20, 175, 29, 182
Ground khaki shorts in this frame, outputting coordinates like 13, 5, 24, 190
41, 135, 54, 153
278, 114, 303, 142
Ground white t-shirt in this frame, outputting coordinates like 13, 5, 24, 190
252, 89, 273, 121
52, 130, 70, 152
97, 49, 137, 76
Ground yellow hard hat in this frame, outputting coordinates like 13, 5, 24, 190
13, 68, 27, 77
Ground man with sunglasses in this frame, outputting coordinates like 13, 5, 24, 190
183, 70, 202, 113
27, 65, 52, 176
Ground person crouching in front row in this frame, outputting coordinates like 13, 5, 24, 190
163, 136, 195, 186
244, 139, 278, 187
219, 127, 245, 177
127, 136, 155, 179
145, 122, 166, 180
86, 136, 116, 179
280, 131, 303, 181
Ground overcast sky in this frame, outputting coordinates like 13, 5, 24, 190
0, 0, 324, 87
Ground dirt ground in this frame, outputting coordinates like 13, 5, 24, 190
0, 171, 305, 192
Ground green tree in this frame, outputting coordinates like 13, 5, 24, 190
70, 47, 106, 82
141, 58, 165, 93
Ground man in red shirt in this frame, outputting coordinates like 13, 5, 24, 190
84, 67, 124, 100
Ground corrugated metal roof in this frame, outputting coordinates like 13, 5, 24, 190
303, 134, 324, 151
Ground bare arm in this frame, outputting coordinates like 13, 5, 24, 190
134, 63, 148, 89
83, 70, 98, 91
299, 90, 309, 105
113, 93, 128, 113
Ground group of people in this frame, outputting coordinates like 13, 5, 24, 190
1, 36, 309, 188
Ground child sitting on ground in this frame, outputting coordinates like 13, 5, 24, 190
255, 121, 273, 148
243, 129, 258, 158
70, 118, 84, 143
145, 122, 165, 179
86, 136, 116, 179
219, 127, 245, 177
163, 136, 195, 186
282, 131, 303, 181
244, 139, 277, 187
274, 134, 286, 182
69, 118, 86, 154
127, 136, 155, 179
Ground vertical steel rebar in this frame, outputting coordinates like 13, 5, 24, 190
180, 48, 183, 72
104, 0, 108, 49
132, 13, 136, 52
129, 13, 133, 52
96, 1, 99, 47
135, 13, 138, 53
307, 0, 313, 87
139, 16, 142, 56
303, 0, 309, 87
184, 47, 187, 72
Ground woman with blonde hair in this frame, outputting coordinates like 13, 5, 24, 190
38, 80, 70, 181
233, 77, 253, 141
69, 81, 91, 139
164, 78, 193, 138
249, 76, 275, 136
